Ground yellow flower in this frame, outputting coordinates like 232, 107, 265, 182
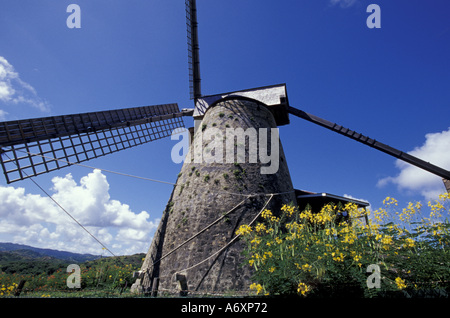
297, 282, 310, 296
261, 209, 279, 223
383, 196, 398, 206
332, 252, 344, 262
269, 267, 276, 273
404, 238, 415, 248
281, 204, 296, 217
255, 223, 267, 233
428, 200, 445, 219
381, 235, 393, 245
250, 237, 261, 246
299, 210, 313, 221
395, 277, 407, 290
236, 224, 252, 236
250, 283, 264, 295
341, 232, 356, 245
263, 251, 273, 259
261, 209, 273, 220
372, 207, 388, 223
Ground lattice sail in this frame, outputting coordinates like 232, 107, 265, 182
186, 0, 201, 100
287, 106, 450, 181
0, 104, 189, 183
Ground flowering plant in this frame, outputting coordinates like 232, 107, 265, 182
237, 193, 450, 297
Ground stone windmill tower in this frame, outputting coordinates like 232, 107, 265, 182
133, 88, 297, 295
129, 1, 298, 295
1, 0, 449, 296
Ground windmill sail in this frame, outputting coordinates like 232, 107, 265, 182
186, 0, 201, 100
287, 106, 450, 181
0, 103, 191, 183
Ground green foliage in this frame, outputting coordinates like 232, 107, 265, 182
238, 194, 450, 297
0, 251, 70, 276
233, 165, 246, 181
0, 254, 145, 297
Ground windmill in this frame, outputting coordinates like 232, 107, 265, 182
1, 1, 449, 295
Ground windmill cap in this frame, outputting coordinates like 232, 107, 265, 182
193, 83, 290, 126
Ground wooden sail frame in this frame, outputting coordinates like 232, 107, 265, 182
0, 104, 188, 183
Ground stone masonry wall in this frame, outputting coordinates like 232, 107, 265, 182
134, 98, 296, 295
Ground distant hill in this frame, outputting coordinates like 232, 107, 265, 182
0, 242, 102, 275
0, 242, 100, 263
0, 243, 146, 277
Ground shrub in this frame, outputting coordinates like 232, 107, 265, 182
237, 193, 450, 297
0, 261, 140, 296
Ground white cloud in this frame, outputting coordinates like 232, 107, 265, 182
378, 128, 450, 201
343, 194, 370, 207
329, 0, 359, 8
0, 56, 50, 113
0, 169, 159, 255
0, 109, 8, 120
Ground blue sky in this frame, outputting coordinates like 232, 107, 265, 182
1, 0, 449, 255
